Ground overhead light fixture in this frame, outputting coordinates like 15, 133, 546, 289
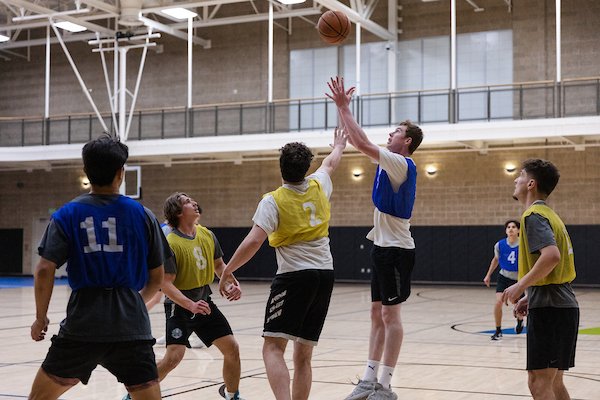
504, 162, 517, 174
161, 7, 198, 20
351, 168, 364, 179
425, 164, 438, 176
55, 21, 87, 32
0, 34, 9, 43
277, 0, 306, 4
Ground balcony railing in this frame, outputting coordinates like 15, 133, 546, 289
1, 77, 598, 147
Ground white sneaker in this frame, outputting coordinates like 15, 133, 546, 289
189, 333, 205, 348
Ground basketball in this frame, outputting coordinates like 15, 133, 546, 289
317, 10, 351, 45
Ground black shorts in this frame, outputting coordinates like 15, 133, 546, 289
164, 297, 233, 347
527, 307, 579, 371
263, 269, 334, 345
41, 336, 157, 388
496, 273, 518, 293
371, 245, 415, 305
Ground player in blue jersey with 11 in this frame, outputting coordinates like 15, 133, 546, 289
483, 220, 524, 340
29, 134, 168, 400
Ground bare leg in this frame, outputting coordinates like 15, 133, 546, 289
291, 341, 313, 400
368, 301, 385, 362
528, 368, 558, 400
213, 335, 241, 393
552, 370, 571, 400
494, 292, 503, 328
29, 368, 76, 400
381, 303, 403, 367
156, 344, 186, 381
129, 382, 161, 400
263, 337, 291, 400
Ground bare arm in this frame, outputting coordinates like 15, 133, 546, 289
160, 273, 211, 315
31, 258, 57, 341
327, 76, 381, 161
219, 224, 268, 297
317, 126, 348, 176
139, 265, 164, 304
483, 257, 499, 287
502, 245, 561, 304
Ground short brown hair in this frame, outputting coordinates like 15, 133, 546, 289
400, 120, 423, 154
522, 159, 560, 197
279, 142, 314, 183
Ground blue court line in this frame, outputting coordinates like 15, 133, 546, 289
480, 327, 528, 335
0, 276, 69, 289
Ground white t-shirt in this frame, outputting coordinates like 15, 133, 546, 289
252, 169, 334, 275
365, 148, 415, 249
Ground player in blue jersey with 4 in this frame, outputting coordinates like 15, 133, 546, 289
28, 134, 168, 400
328, 76, 423, 400
483, 220, 524, 340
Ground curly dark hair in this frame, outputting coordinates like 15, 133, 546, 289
279, 142, 314, 183
504, 219, 520, 229
521, 159, 560, 196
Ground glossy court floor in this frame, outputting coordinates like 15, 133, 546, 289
1, 280, 599, 399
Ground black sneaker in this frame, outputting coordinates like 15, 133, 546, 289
515, 319, 524, 334
491, 331, 503, 340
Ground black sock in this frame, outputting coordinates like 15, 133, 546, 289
496, 327, 501, 333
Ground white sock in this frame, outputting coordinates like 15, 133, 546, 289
225, 392, 237, 400
362, 359, 380, 382
379, 365, 395, 389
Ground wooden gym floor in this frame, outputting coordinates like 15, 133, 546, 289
1, 280, 599, 399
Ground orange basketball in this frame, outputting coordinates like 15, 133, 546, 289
317, 10, 351, 45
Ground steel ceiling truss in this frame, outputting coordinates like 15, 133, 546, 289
0, 0, 396, 54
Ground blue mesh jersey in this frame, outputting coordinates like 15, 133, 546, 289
371, 158, 417, 219
51, 195, 150, 291
498, 238, 519, 272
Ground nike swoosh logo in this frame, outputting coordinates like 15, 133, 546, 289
388, 296, 398, 302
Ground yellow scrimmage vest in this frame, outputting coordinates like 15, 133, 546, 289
519, 204, 576, 286
267, 178, 331, 248
167, 225, 216, 290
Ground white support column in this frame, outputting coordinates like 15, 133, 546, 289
268, 1, 273, 102
119, 47, 127, 140
555, 0, 561, 83
387, 0, 397, 94
355, 23, 361, 97
187, 17, 193, 108
44, 25, 50, 119
450, 0, 457, 122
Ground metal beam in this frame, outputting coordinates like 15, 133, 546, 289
3, 0, 114, 35
79, 0, 119, 14
141, 0, 249, 14
138, 15, 210, 48
315, 0, 394, 40
168, 7, 322, 30
0, 32, 98, 49
0, 13, 115, 31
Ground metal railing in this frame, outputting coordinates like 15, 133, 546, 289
1, 77, 598, 147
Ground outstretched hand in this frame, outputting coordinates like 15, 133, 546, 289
330, 126, 348, 150
326, 76, 355, 108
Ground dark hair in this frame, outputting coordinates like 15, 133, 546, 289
163, 192, 203, 228
521, 159, 560, 197
279, 142, 314, 183
82, 133, 128, 186
400, 120, 423, 154
504, 219, 520, 229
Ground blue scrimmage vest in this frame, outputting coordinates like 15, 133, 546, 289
498, 238, 519, 272
372, 157, 417, 219
51, 195, 150, 291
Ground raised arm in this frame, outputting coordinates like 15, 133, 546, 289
317, 126, 348, 176
219, 224, 268, 297
327, 76, 381, 161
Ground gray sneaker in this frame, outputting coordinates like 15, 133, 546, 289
344, 380, 378, 400
366, 386, 398, 400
